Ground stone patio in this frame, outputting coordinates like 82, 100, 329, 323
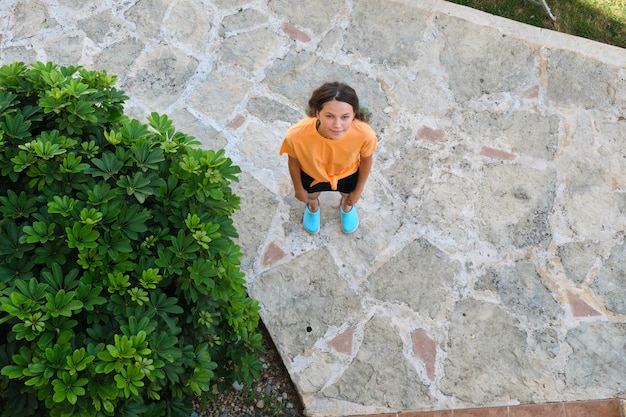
1, 0, 625, 416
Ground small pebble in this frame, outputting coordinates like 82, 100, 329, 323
286, 402, 294, 409
255, 399, 264, 409
232, 381, 244, 391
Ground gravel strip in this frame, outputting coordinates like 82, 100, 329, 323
196, 322, 305, 417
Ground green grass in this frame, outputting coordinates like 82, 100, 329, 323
445, 0, 626, 49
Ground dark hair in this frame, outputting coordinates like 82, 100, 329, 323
306, 81, 371, 122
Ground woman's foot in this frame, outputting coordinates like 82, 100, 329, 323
340, 199, 358, 233
303, 200, 320, 234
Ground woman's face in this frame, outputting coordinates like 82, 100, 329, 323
316, 100, 355, 140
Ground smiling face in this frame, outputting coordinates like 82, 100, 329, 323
316, 100, 355, 140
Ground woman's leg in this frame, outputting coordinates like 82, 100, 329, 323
303, 191, 322, 233
340, 192, 352, 212
307, 192, 321, 211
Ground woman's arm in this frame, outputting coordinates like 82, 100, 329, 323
287, 156, 309, 203
347, 155, 373, 205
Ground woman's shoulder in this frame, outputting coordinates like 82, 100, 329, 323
287, 116, 315, 133
285, 117, 315, 141
351, 119, 376, 137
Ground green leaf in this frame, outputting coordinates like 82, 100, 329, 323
60, 152, 90, 173
32, 136, 66, 160
116, 171, 164, 203
128, 287, 149, 305
147, 112, 174, 137
65, 222, 99, 250
155, 250, 184, 277
65, 348, 95, 375
139, 268, 162, 290
131, 141, 165, 171
15, 277, 49, 302
116, 172, 152, 203
65, 223, 100, 251
34, 243, 69, 266
97, 231, 132, 260
1, 364, 27, 379
179, 154, 201, 175
0, 89, 18, 114
0, 190, 38, 219
40, 264, 79, 291
147, 292, 182, 331
79, 207, 103, 225
0, 256, 34, 283
114, 205, 150, 240
0, 220, 32, 258
104, 129, 122, 145
105, 271, 130, 294
151, 332, 181, 363
88, 151, 123, 180
80, 182, 117, 205
0, 112, 32, 140
120, 316, 157, 337
44, 289, 83, 317
9, 149, 37, 172
21, 221, 56, 244
114, 365, 144, 398
120, 118, 149, 142
80, 139, 99, 158
75, 281, 106, 311
52, 371, 88, 405
67, 97, 98, 122
168, 230, 199, 260
23, 362, 51, 388
47, 195, 78, 217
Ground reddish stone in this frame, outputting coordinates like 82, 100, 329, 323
564, 399, 621, 417
510, 402, 564, 417
349, 414, 396, 417
417, 126, 445, 143
400, 411, 452, 417
411, 329, 436, 380
480, 146, 515, 160
454, 406, 508, 417
567, 291, 601, 317
228, 114, 245, 130
282, 23, 311, 42
329, 328, 354, 355
522, 85, 540, 98
352, 400, 621, 417
262, 242, 286, 266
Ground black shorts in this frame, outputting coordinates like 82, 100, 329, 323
301, 170, 359, 194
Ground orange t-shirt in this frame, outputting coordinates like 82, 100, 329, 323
279, 117, 377, 190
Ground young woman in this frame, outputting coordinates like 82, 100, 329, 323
280, 82, 377, 234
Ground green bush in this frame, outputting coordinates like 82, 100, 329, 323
0, 62, 263, 417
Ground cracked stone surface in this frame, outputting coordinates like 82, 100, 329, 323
2, 0, 625, 416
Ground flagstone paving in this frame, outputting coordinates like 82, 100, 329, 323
1, 0, 625, 416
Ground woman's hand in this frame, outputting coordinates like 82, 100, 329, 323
346, 190, 361, 206
294, 187, 309, 203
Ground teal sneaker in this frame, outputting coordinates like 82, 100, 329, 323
340, 205, 358, 234
303, 203, 320, 234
